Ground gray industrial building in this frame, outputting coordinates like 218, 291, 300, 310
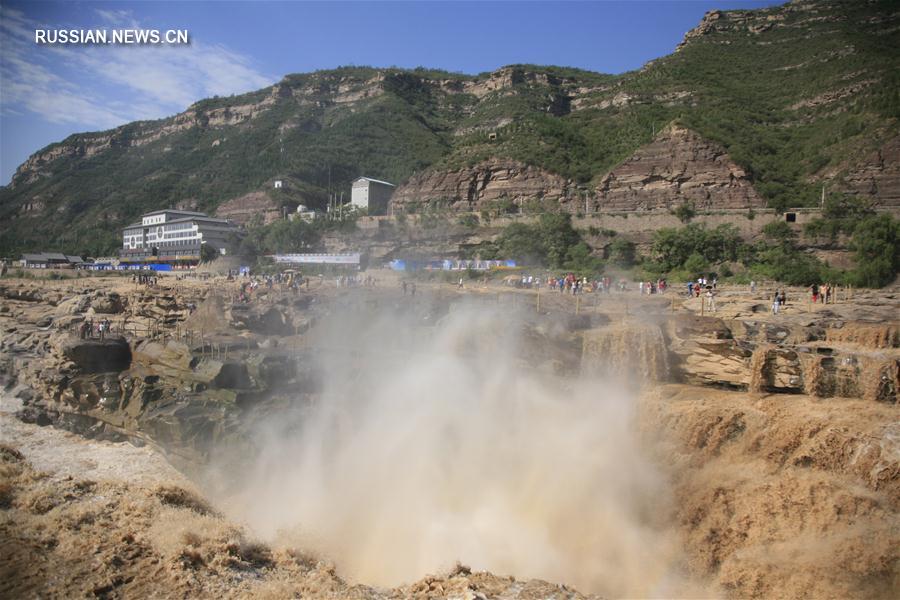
350, 177, 395, 216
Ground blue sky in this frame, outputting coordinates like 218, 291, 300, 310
0, 0, 781, 185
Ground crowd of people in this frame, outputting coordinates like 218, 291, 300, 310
132, 273, 158, 286
336, 274, 378, 288
78, 317, 113, 340
810, 283, 837, 304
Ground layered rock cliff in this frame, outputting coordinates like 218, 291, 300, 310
841, 135, 900, 207
390, 159, 575, 212
592, 125, 766, 211
392, 125, 767, 213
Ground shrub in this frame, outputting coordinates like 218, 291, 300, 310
608, 238, 636, 267
672, 202, 696, 223
847, 214, 900, 287
457, 214, 479, 228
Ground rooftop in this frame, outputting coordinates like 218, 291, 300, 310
354, 176, 396, 187
142, 209, 207, 217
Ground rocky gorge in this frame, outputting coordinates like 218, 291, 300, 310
1, 273, 897, 597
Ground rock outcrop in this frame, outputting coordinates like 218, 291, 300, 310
592, 125, 766, 211
840, 135, 900, 207
391, 159, 575, 212
215, 191, 283, 226
392, 126, 766, 213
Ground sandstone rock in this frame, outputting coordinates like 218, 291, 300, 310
593, 125, 766, 211
61, 337, 131, 373
91, 292, 125, 314
840, 135, 900, 208
391, 158, 574, 213
215, 191, 284, 226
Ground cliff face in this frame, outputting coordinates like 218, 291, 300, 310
841, 135, 900, 207
392, 125, 766, 213
214, 191, 283, 226
391, 159, 575, 212
592, 125, 766, 211
9, 86, 287, 189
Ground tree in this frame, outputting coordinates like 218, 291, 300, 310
848, 214, 900, 287
762, 220, 796, 249
200, 243, 220, 263
497, 223, 544, 264
608, 238, 636, 267
538, 213, 581, 268
672, 202, 695, 223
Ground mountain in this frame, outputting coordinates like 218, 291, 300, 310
1, 0, 898, 256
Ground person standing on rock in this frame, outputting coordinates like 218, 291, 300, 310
706, 286, 717, 313
772, 290, 781, 315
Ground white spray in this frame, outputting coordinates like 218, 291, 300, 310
208, 304, 699, 596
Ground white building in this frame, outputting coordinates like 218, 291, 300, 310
351, 177, 395, 216
121, 209, 240, 265
292, 204, 317, 222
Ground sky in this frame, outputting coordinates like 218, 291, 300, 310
0, 0, 782, 185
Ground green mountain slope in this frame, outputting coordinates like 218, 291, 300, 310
1, 0, 897, 256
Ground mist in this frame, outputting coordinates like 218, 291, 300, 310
205, 302, 700, 597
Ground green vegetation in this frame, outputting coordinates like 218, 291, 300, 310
607, 238, 636, 268
847, 214, 900, 287
644, 212, 900, 287
233, 212, 362, 259
672, 202, 696, 224
804, 195, 875, 243
200, 244, 220, 263
465, 213, 603, 275
650, 224, 743, 272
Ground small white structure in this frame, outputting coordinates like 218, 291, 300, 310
294, 204, 317, 222
351, 177, 395, 216
274, 180, 283, 189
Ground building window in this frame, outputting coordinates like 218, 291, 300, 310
785, 213, 797, 223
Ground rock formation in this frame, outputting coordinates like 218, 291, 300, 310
392, 125, 767, 214
390, 158, 574, 213
215, 191, 284, 226
840, 135, 900, 207
592, 125, 766, 211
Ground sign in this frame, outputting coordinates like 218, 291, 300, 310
273, 253, 361, 265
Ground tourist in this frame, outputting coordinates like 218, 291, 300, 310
750, 280, 757, 294
772, 290, 781, 315
706, 287, 717, 313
